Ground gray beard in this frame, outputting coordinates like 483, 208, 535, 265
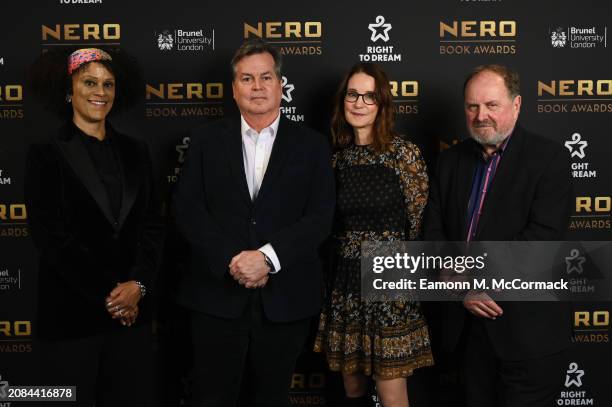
469, 127, 512, 148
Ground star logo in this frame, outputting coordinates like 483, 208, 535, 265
176, 136, 191, 164
565, 249, 586, 275
564, 362, 585, 388
368, 16, 392, 43
281, 76, 295, 103
565, 133, 588, 159
0, 374, 9, 399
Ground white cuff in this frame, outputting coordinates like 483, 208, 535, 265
259, 244, 281, 274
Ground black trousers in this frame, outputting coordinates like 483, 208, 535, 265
36, 323, 154, 407
463, 317, 565, 407
190, 292, 310, 407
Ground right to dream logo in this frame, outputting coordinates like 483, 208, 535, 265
557, 362, 595, 405
358, 16, 402, 62
0, 374, 8, 399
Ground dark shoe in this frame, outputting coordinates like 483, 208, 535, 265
343, 395, 371, 407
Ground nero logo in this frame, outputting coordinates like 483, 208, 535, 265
389, 81, 419, 97
42, 24, 120, 41
0, 204, 27, 221
575, 197, 611, 213
244, 22, 322, 39
290, 373, 325, 389
0, 85, 23, 102
0, 321, 31, 337
440, 20, 516, 38
146, 83, 223, 100
575, 311, 610, 328
538, 80, 612, 96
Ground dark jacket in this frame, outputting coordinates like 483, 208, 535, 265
25, 122, 162, 340
173, 116, 335, 322
424, 125, 573, 360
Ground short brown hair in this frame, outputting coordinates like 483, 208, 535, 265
463, 64, 520, 98
331, 63, 396, 152
230, 39, 282, 80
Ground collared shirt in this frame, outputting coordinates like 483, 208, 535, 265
76, 124, 123, 221
465, 133, 512, 241
240, 113, 282, 272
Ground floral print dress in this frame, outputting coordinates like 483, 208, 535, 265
314, 136, 434, 379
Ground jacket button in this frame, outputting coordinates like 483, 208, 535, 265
251, 219, 256, 225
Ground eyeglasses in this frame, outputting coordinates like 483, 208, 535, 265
345, 90, 377, 105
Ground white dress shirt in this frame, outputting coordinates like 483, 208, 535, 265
240, 113, 282, 273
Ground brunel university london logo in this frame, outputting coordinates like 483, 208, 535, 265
154, 28, 214, 53
549, 25, 607, 49
0, 266, 21, 293
551, 27, 567, 47
157, 30, 173, 51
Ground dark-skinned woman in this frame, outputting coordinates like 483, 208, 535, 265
25, 48, 161, 407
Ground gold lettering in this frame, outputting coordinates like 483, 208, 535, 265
244, 22, 263, 38
64, 24, 79, 41
145, 84, 164, 100
186, 83, 202, 99
285, 22, 300, 38
167, 84, 183, 100
440, 21, 458, 37
266, 22, 282, 38
41, 24, 61, 40
83, 24, 100, 40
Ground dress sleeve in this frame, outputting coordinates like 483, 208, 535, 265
396, 141, 429, 240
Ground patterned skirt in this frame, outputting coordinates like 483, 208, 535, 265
314, 234, 434, 379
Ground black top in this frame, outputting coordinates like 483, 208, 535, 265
76, 123, 123, 221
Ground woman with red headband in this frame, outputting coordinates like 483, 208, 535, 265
26, 48, 161, 406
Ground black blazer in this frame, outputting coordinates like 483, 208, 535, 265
174, 116, 335, 322
424, 125, 572, 360
25, 122, 162, 340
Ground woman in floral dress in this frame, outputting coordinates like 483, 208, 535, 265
314, 63, 434, 407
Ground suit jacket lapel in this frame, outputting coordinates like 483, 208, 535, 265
456, 142, 477, 240
475, 126, 525, 238
55, 124, 116, 227
255, 116, 292, 204
114, 133, 140, 229
224, 120, 253, 206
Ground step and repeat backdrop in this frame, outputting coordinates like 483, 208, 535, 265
0, 0, 610, 406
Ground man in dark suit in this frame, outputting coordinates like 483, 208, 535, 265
174, 39, 335, 407
424, 64, 572, 407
